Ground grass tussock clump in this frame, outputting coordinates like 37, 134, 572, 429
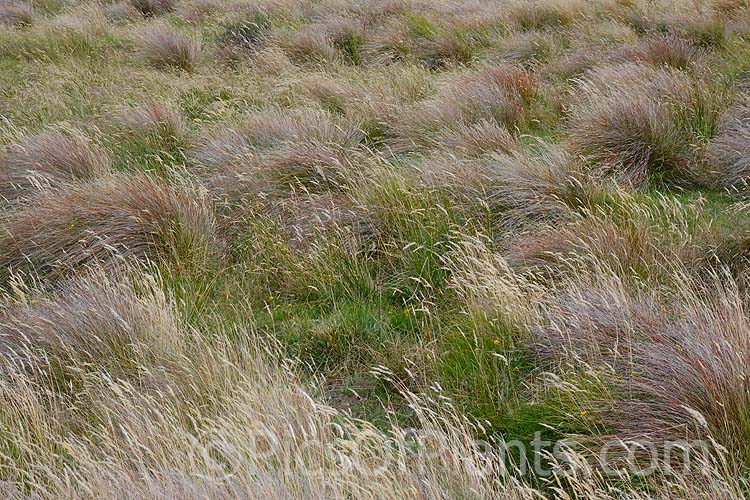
509, 216, 655, 279
276, 14, 368, 67
177, 0, 220, 22
0, 131, 110, 201
435, 119, 518, 157
103, 2, 140, 23
0, 271, 180, 385
570, 94, 687, 188
358, 13, 475, 68
195, 107, 360, 160
419, 142, 582, 232
275, 27, 339, 66
708, 96, 750, 189
110, 101, 188, 173
510, 0, 583, 30
0, 174, 215, 280
0, 0, 31, 26
618, 33, 704, 70
215, 11, 271, 61
137, 24, 202, 71
705, 201, 750, 275
715, 0, 750, 15
392, 65, 534, 151
197, 108, 366, 201
319, 14, 367, 65
508, 190, 709, 282
484, 144, 583, 229
537, 274, 750, 469
263, 139, 365, 190
128, 0, 176, 17
119, 101, 185, 140
566, 63, 721, 188
207, 141, 364, 204
386, 15, 475, 68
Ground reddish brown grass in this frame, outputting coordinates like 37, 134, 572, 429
392, 65, 534, 151
0, 132, 110, 202
537, 276, 750, 468
0, 175, 215, 280
119, 101, 185, 141
128, 0, 176, 16
708, 97, 750, 189
137, 24, 202, 71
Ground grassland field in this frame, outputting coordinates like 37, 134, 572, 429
2, 0, 750, 497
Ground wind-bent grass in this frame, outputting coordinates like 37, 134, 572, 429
2, 0, 750, 497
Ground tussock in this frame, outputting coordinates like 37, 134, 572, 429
0, 270, 180, 384
0, 174, 215, 280
0, 131, 110, 201
215, 11, 271, 61
198, 108, 365, 201
419, 142, 582, 231
118, 101, 185, 140
707, 201, 750, 274
715, 0, 750, 17
569, 94, 688, 187
510, 0, 583, 30
137, 24, 202, 71
496, 30, 561, 64
617, 33, 704, 69
276, 28, 339, 66
484, 144, 582, 229
392, 65, 533, 151
537, 273, 750, 468
103, 1, 139, 22
567, 63, 718, 188
708, 97, 750, 189
360, 12, 475, 68
435, 120, 518, 157
128, 0, 176, 16
0, 0, 31, 26
316, 14, 366, 65
509, 216, 654, 278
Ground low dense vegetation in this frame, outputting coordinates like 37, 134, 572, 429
2, 0, 750, 498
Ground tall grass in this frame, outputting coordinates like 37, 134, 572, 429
0, 131, 110, 201
3, 0, 750, 497
0, 175, 215, 280
0, 0, 32, 26
136, 24, 202, 71
708, 96, 750, 189
128, 0, 176, 16
0, 267, 746, 498
566, 63, 721, 188
392, 65, 534, 151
